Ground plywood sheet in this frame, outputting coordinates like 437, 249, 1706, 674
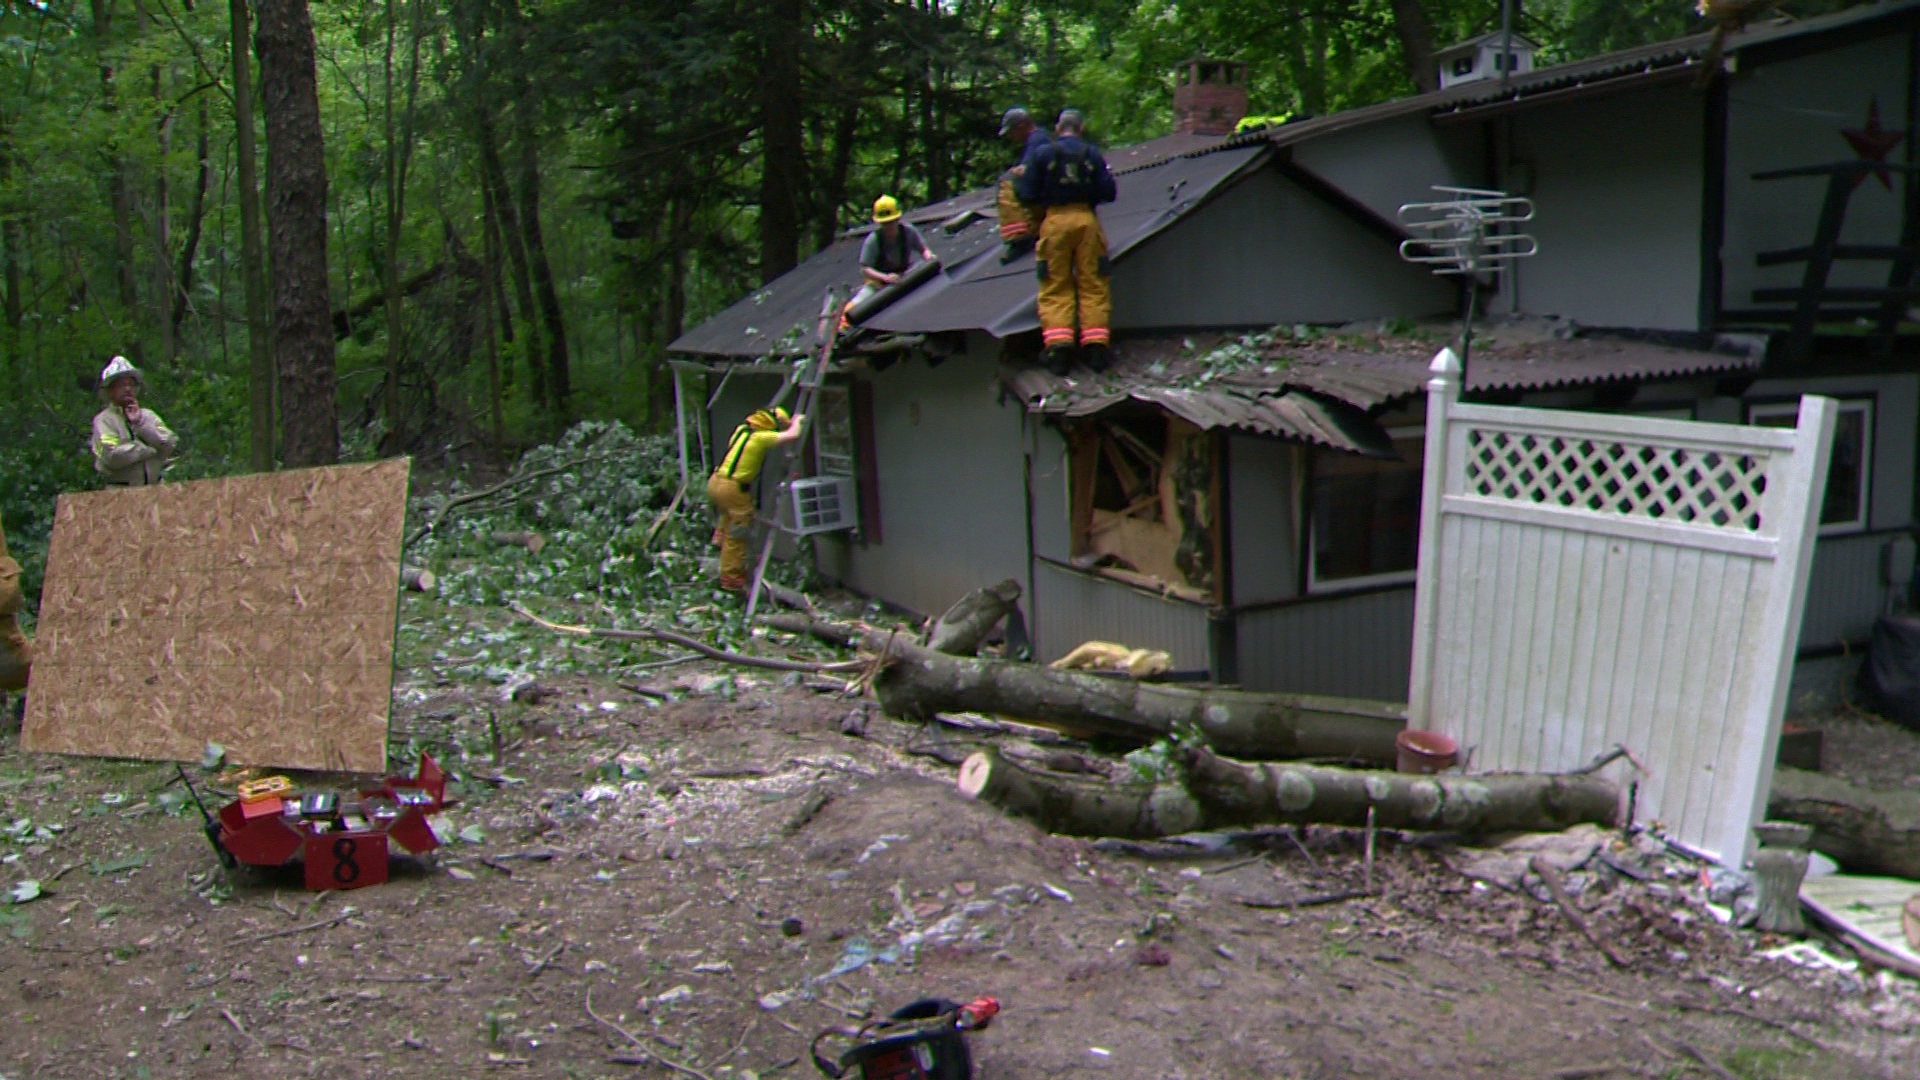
22, 460, 409, 772
1800, 873, 1920, 971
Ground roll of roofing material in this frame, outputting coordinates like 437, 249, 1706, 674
845, 257, 943, 326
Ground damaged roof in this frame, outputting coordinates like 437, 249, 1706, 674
668, 132, 1249, 359
672, 2, 1920, 360
1002, 329, 1762, 455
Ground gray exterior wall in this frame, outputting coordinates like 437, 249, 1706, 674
1111, 165, 1455, 328
1236, 587, 1417, 701
1031, 561, 1213, 670
1226, 434, 1301, 607
1723, 31, 1911, 311
1290, 113, 1483, 225
1498, 83, 1704, 330
811, 335, 1030, 619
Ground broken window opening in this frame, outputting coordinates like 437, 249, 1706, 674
1308, 428, 1424, 592
1068, 411, 1221, 604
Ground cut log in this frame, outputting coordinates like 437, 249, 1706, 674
1767, 766, 1920, 879
926, 579, 1021, 656
1183, 747, 1620, 834
400, 566, 437, 592
955, 746, 1622, 839
761, 612, 1406, 763
492, 530, 547, 556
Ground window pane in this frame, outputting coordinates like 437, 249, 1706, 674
1752, 404, 1867, 527
1311, 435, 1423, 585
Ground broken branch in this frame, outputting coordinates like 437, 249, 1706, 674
512, 604, 865, 673
1530, 855, 1630, 968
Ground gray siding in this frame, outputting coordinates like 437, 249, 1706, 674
1291, 114, 1483, 226
1500, 83, 1703, 330
813, 338, 1029, 618
1800, 532, 1897, 649
1112, 166, 1455, 329
1724, 33, 1910, 311
1226, 434, 1300, 606
1028, 422, 1073, 563
1235, 588, 1416, 701
1032, 562, 1211, 669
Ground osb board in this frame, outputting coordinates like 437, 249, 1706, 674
22, 459, 410, 772
1800, 873, 1920, 970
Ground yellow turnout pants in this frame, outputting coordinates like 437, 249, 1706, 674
0, 521, 27, 691
1036, 203, 1110, 347
707, 474, 755, 586
997, 174, 1041, 243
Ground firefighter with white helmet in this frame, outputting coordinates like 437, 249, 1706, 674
91, 355, 179, 487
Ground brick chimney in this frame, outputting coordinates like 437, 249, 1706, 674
1173, 58, 1249, 136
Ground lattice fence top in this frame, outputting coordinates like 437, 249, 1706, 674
1463, 427, 1771, 533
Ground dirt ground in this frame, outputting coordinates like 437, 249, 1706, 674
5, 596, 1920, 1079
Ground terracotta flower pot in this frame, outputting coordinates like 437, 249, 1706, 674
1395, 729, 1459, 774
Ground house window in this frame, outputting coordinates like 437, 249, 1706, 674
1308, 428, 1424, 591
813, 387, 855, 476
1068, 412, 1220, 603
1452, 56, 1476, 77
1748, 399, 1872, 534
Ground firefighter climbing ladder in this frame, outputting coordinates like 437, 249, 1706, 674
741, 289, 841, 619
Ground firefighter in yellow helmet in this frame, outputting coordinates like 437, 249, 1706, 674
91, 355, 179, 486
0, 512, 30, 696
707, 406, 807, 592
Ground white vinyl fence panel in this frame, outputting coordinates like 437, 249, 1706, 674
1408, 349, 1835, 866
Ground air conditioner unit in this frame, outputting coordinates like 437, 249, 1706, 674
787, 476, 858, 535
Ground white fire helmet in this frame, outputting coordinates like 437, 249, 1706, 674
100, 355, 141, 388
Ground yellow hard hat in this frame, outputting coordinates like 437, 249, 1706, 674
872, 195, 902, 224
747, 410, 776, 431
774, 407, 792, 426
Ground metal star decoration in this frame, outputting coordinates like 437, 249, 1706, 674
1842, 97, 1905, 190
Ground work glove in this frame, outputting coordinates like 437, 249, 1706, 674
999, 236, 1034, 264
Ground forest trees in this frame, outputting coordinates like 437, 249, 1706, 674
0, 0, 1872, 486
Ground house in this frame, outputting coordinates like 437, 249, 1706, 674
670, 1, 1920, 711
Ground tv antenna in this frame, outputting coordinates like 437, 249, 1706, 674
1397, 186, 1537, 383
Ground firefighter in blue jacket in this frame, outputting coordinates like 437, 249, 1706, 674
1016, 109, 1118, 374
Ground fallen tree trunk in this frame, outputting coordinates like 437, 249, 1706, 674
761, 613, 1405, 763
926, 579, 1021, 656
400, 566, 436, 592
956, 747, 1621, 839
1767, 766, 1920, 879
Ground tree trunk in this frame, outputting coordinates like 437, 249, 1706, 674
231, 0, 274, 470
957, 747, 1621, 839
926, 579, 1022, 656
758, 0, 803, 283
91, 0, 141, 353
172, 100, 211, 335
479, 112, 541, 404
760, 613, 1406, 763
479, 182, 505, 441
515, 129, 569, 413
816, 98, 860, 251
1768, 766, 1920, 879
153, 65, 176, 361
1388, 0, 1440, 94
0, 142, 23, 332
255, 0, 337, 467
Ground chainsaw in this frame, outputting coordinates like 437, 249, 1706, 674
810, 997, 999, 1080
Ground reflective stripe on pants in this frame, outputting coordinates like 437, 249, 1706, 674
1036, 203, 1110, 347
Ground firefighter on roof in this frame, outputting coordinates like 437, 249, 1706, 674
995, 106, 1046, 263
707, 407, 807, 593
1016, 108, 1118, 375
91, 356, 179, 487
